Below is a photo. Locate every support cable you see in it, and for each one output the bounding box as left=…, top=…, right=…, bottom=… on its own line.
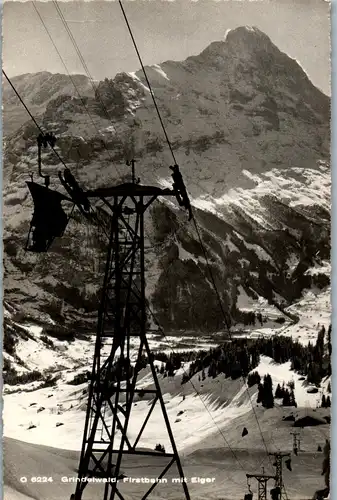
left=118, top=0, right=177, bottom=165
left=3, top=69, right=68, bottom=170
left=2, top=71, right=106, bottom=233
left=127, top=277, right=247, bottom=474
left=191, top=213, right=274, bottom=468
left=52, top=0, right=120, bottom=140
left=32, top=1, right=122, bottom=178
left=116, top=0, right=275, bottom=470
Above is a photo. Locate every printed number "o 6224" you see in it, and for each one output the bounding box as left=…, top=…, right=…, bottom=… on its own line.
left=31, top=477, right=53, bottom=483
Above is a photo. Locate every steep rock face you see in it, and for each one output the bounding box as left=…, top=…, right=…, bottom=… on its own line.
left=3, top=71, right=94, bottom=137
left=3, top=27, right=331, bottom=333
left=3, top=72, right=93, bottom=107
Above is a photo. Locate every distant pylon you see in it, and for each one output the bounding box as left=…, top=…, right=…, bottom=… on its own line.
left=290, top=431, right=300, bottom=455
left=269, top=452, right=291, bottom=500
left=246, top=473, right=276, bottom=500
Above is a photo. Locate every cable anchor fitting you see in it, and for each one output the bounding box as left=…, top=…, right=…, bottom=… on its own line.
left=170, top=164, right=192, bottom=221
left=37, top=132, right=57, bottom=188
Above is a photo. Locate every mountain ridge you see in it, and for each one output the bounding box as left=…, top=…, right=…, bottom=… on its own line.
left=3, top=26, right=331, bottom=336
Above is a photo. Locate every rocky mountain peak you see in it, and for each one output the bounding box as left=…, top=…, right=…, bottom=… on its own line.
left=189, top=26, right=280, bottom=65
left=3, top=28, right=331, bottom=332
left=196, top=26, right=273, bottom=61
left=185, top=25, right=329, bottom=122
left=225, top=25, right=276, bottom=49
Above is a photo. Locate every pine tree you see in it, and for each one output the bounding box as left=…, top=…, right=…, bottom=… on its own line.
left=247, top=371, right=261, bottom=387
left=287, top=380, right=295, bottom=391
left=289, top=389, right=297, bottom=407
left=166, top=360, right=174, bottom=377
left=321, top=325, right=326, bottom=339
left=282, top=389, right=291, bottom=407
left=239, top=349, right=249, bottom=376
left=327, top=381, right=331, bottom=393
left=263, top=374, right=274, bottom=409
left=275, top=383, right=282, bottom=398
left=257, top=383, right=264, bottom=404
left=326, top=395, right=331, bottom=408
left=307, top=362, right=322, bottom=386
left=321, top=394, right=326, bottom=408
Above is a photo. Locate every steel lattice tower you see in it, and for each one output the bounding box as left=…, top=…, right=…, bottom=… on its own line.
left=269, top=452, right=290, bottom=500
left=290, top=431, right=301, bottom=454
left=72, top=181, right=191, bottom=500
left=246, top=474, right=276, bottom=500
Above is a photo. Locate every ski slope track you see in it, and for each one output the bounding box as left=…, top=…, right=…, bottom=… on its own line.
left=2, top=26, right=331, bottom=500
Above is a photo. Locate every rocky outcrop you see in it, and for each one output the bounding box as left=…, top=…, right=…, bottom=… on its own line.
left=3, top=27, right=331, bottom=332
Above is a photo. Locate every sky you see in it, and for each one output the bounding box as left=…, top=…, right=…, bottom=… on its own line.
left=2, top=0, right=331, bottom=95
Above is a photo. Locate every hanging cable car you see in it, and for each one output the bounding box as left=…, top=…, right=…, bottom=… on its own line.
left=244, top=477, right=253, bottom=500
left=25, top=181, right=72, bottom=253
left=270, top=486, right=281, bottom=500
left=285, top=458, right=292, bottom=471
left=25, top=132, right=75, bottom=253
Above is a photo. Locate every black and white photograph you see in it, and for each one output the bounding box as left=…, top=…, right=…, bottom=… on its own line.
left=2, top=1, right=332, bottom=499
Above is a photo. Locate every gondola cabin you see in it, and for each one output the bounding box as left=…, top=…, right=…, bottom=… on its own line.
left=25, top=181, right=71, bottom=252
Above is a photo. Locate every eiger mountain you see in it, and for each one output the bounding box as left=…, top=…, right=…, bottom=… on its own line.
left=3, top=26, right=330, bottom=335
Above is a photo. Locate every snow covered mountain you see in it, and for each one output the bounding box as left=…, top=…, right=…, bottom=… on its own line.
left=2, top=26, right=331, bottom=500
left=3, top=26, right=330, bottom=337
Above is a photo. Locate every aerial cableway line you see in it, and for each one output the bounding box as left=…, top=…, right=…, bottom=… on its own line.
left=4, top=68, right=192, bottom=498
left=24, top=140, right=192, bottom=500
left=69, top=176, right=192, bottom=500
left=115, top=6, right=290, bottom=493
left=116, top=0, right=275, bottom=472
left=4, top=1, right=283, bottom=492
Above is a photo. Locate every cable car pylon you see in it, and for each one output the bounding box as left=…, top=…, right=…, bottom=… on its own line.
left=245, top=451, right=291, bottom=500
left=70, top=162, right=191, bottom=500
left=269, top=452, right=291, bottom=500
left=246, top=471, right=276, bottom=500
left=24, top=145, right=191, bottom=500
left=290, top=431, right=301, bottom=455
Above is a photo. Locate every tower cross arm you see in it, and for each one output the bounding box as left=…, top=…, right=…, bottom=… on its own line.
left=246, top=474, right=277, bottom=480
left=85, top=184, right=176, bottom=198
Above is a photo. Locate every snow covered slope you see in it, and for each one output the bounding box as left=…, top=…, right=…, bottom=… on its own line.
left=3, top=299, right=331, bottom=453
left=3, top=302, right=331, bottom=500
left=3, top=433, right=328, bottom=500
left=3, top=348, right=330, bottom=451
left=3, top=345, right=331, bottom=500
